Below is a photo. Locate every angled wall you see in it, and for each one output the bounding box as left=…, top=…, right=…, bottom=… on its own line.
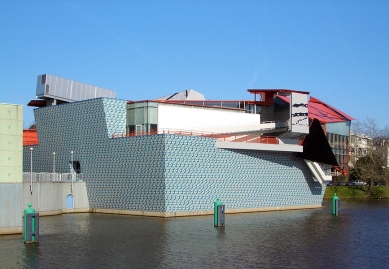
left=164, top=135, right=324, bottom=213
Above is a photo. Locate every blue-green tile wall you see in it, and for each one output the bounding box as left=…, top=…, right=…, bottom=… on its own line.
left=23, top=98, right=325, bottom=213
left=164, top=135, right=324, bottom=212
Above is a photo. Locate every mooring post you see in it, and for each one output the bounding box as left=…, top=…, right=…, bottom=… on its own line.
left=23, top=203, right=39, bottom=243
left=214, top=198, right=225, bottom=227
left=332, top=193, right=340, bottom=216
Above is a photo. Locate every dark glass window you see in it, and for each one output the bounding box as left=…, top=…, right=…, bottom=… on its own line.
left=41, top=75, right=46, bottom=84
left=70, top=161, right=81, bottom=174
left=150, top=124, right=157, bottom=131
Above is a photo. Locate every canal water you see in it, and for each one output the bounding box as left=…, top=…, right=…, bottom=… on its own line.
left=1, top=200, right=389, bottom=269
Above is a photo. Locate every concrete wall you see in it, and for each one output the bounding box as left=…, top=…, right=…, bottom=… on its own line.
left=0, top=103, right=23, bottom=234
left=0, top=183, right=23, bottom=234
left=0, top=103, right=23, bottom=183
left=23, top=182, right=89, bottom=216
left=0, top=182, right=89, bottom=235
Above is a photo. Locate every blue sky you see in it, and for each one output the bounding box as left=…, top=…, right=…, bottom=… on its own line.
left=1, top=0, right=388, bottom=128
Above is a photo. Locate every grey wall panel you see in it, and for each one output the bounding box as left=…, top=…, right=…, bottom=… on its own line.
left=0, top=183, right=23, bottom=228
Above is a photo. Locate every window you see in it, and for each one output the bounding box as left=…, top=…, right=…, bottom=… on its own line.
left=150, top=124, right=157, bottom=132
left=70, top=161, right=81, bottom=174
left=41, top=75, right=46, bottom=84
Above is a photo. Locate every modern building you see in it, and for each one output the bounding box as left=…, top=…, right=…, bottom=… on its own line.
left=349, top=131, right=372, bottom=168
left=18, top=74, right=353, bottom=219
left=275, top=96, right=354, bottom=175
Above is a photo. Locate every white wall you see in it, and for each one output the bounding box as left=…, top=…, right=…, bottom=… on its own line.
left=158, top=104, right=261, bottom=132
left=22, top=182, right=89, bottom=215
left=1, top=182, right=89, bottom=234
left=290, top=93, right=309, bottom=134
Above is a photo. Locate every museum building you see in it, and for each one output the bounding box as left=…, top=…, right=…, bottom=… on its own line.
left=21, top=74, right=353, bottom=216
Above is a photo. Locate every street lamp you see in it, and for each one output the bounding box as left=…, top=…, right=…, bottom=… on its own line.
left=30, top=147, right=33, bottom=195
left=70, top=151, right=73, bottom=193
left=53, top=152, right=56, bottom=174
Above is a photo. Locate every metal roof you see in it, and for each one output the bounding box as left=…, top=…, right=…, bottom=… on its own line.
left=277, top=95, right=354, bottom=123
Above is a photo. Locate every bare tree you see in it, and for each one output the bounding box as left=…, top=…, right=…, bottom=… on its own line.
left=28, top=121, right=36, bottom=129
left=350, top=117, right=389, bottom=191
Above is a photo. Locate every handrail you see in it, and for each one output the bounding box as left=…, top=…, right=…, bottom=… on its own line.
left=22, top=172, right=84, bottom=182
left=111, top=129, right=278, bottom=144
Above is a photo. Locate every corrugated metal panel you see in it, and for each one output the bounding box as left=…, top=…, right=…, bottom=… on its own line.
left=36, top=74, right=116, bottom=102
left=23, top=129, right=39, bottom=146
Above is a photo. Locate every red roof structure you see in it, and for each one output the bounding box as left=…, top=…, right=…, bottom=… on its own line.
left=277, top=95, right=354, bottom=123
left=248, top=89, right=310, bottom=105
left=309, top=97, right=354, bottom=122
left=27, top=100, right=46, bottom=107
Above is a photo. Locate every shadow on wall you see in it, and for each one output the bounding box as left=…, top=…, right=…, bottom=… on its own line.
left=228, top=149, right=324, bottom=196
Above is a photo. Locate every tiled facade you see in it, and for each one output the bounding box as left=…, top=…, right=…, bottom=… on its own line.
left=23, top=98, right=325, bottom=214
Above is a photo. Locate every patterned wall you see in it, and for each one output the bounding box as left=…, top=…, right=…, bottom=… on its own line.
left=164, top=135, right=324, bottom=212
left=24, top=98, right=325, bottom=213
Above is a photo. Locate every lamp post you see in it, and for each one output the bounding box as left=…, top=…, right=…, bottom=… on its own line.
left=30, top=147, right=33, bottom=195
left=70, top=151, right=73, bottom=193
left=53, top=152, right=56, bottom=174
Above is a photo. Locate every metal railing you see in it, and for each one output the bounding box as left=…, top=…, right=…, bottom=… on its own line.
left=23, top=172, right=84, bottom=182
left=111, top=128, right=279, bottom=144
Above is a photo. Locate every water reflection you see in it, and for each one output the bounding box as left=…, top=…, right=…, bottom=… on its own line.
left=1, top=200, right=389, bottom=268
left=22, top=243, right=40, bottom=268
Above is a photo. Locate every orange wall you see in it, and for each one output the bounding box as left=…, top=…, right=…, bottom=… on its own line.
left=23, top=129, right=38, bottom=146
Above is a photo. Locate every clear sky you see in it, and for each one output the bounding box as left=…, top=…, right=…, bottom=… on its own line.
left=1, top=0, right=388, bottom=128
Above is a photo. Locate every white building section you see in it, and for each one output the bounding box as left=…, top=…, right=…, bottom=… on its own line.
left=290, top=92, right=309, bottom=134
left=304, top=160, right=332, bottom=184
left=215, top=141, right=303, bottom=152
left=157, top=103, right=261, bottom=133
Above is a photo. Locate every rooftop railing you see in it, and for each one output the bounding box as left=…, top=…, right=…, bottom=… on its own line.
left=111, top=129, right=278, bottom=144
left=23, top=172, right=84, bottom=182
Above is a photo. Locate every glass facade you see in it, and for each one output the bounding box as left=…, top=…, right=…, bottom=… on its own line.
left=274, top=97, right=289, bottom=111
left=326, top=121, right=352, bottom=172
left=126, top=102, right=158, bottom=134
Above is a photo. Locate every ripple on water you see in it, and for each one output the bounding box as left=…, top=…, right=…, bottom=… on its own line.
left=1, top=200, right=389, bottom=268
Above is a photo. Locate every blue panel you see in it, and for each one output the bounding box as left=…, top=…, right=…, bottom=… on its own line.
left=66, top=195, right=74, bottom=209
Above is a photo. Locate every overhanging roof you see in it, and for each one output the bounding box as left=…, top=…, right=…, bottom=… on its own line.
left=309, top=97, right=354, bottom=121
left=276, top=95, right=354, bottom=123
left=248, top=89, right=310, bottom=95
left=27, top=100, right=46, bottom=107
left=248, top=89, right=310, bottom=105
